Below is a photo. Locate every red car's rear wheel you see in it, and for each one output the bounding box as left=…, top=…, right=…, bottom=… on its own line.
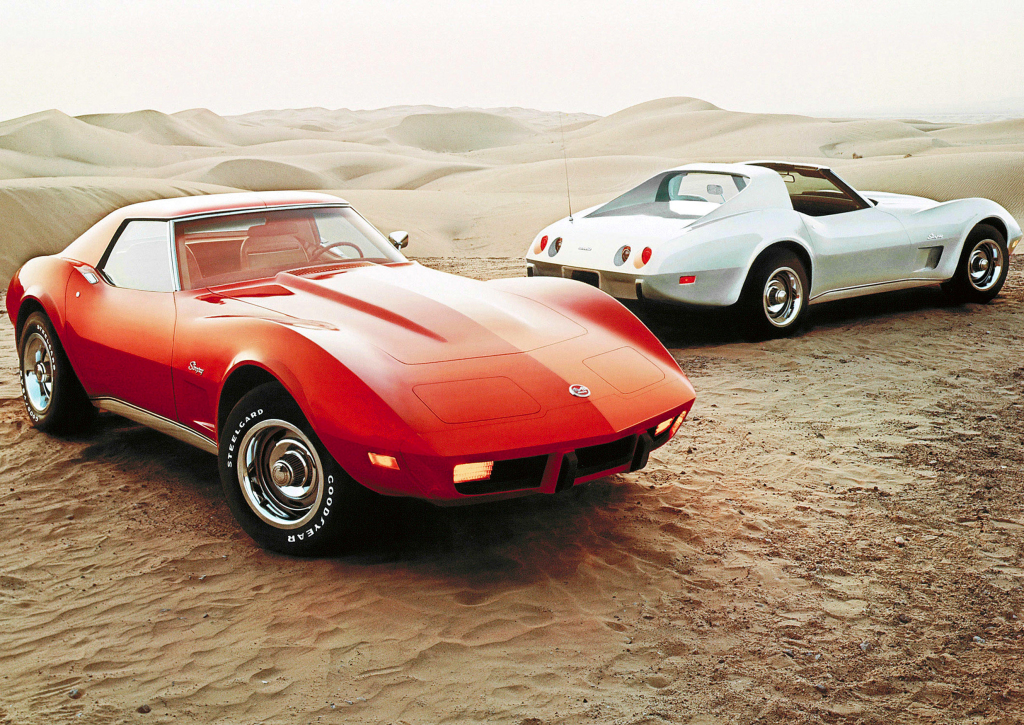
left=219, top=382, right=363, bottom=555
left=18, top=311, right=95, bottom=433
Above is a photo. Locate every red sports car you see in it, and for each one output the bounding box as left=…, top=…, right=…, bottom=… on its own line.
left=7, top=191, right=696, bottom=554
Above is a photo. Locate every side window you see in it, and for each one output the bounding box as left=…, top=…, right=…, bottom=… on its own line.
left=102, top=221, right=175, bottom=292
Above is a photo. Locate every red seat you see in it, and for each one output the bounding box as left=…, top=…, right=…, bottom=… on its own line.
left=239, top=222, right=310, bottom=270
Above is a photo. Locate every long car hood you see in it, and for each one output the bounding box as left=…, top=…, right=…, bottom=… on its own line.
left=213, top=262, right=587, bottom=364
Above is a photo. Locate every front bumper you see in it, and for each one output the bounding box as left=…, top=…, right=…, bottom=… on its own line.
left=528, top=260, right=745, bottom=307
left=399, top=397, right=694, bottom=504
left=328, top=371, right=695, bottom=504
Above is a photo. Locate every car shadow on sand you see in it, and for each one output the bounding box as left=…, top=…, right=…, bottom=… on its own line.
left=75, top=414, right=650, bottom=580
left=628, top=284, right=970, bottom=350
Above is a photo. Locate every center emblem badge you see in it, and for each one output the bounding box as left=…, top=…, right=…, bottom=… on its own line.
left=569, top=384, right=590, bottom=398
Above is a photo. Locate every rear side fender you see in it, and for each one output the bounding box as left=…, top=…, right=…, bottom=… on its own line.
left=6, top=257, right=75, bottom=347
left=655, top=209, right=812, bottom=306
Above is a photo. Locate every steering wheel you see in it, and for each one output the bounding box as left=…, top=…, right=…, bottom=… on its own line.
left=308, top=241, right=364, bottom=261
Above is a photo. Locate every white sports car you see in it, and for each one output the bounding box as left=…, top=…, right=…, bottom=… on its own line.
left=526, top=161, right=1022, bottom=337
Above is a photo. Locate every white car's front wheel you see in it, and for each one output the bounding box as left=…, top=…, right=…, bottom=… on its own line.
left=739, top=249, right=809, bottom=339
left=943, top=224, right=1008, bottom=304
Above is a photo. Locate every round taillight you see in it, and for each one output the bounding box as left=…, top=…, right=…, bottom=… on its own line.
left=551, top=237, right=562, bottom=255
left=641, top=247, right=652, bottom=265
left=620, top=246, right=631, bottom=264
left=539, top=235, right=549, bottom=252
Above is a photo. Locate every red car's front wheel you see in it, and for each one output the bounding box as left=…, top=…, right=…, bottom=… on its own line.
left=219, top=382, right=363, bottom=555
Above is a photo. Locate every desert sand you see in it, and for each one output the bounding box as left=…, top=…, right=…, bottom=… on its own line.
left=1, top=100, right=1023, bottom=724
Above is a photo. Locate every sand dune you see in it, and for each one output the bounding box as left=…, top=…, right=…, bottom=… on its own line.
left=840, top=151, right=1024, bottom=222
left=0, top=177, right=237, bottom=280
left=78, top=109, right=231, bottom=147
left=0, top=110, right=185, bottom=169
left=0, top=96, right=1022, bottom=280
left=387, top=110, right=538, bottom=152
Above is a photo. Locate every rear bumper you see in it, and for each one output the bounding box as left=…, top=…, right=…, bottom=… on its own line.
left=528, top=260, right=745, bottom=307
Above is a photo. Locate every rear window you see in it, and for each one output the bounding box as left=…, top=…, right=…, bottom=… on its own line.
left=174, top=206, right=405, bottom=290
left=588, top=171, right=748, bottom=219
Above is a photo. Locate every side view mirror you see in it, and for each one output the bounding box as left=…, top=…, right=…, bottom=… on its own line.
left=389, top=231, right=409, bottom=250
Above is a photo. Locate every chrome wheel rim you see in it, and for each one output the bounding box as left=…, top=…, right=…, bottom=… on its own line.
left=237, top=419, right=323, bottom=529
left=762, top=267, right=803, bottom=328
left=21, top=332, right=54, bottom=415
left=967, top=239, right=1002, bottom=292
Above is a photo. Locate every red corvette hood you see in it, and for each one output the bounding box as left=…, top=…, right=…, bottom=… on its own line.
left=214, top=263, right=587, bottom=364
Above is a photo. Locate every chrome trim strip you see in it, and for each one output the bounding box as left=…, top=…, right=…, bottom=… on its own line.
left=809, top=278, right=938, bottom=304
left=166, top=220, right=181, bottom=292
left=91, top=397, right=218, bottom=455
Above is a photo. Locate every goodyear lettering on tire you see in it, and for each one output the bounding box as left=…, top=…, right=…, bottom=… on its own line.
left=288, top=480, right=333, bottom=543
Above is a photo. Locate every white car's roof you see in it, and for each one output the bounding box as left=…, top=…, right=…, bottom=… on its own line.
left=660, top=160, right=833, bottom=174
left=742, top=160, right=833, bottom=171
left=656, top=163, right=793, bottom=218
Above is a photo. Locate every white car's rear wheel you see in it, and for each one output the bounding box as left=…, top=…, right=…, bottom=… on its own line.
left=739, top=249, right=809, bottom=339
left=762, top=267, right=804, bottom=328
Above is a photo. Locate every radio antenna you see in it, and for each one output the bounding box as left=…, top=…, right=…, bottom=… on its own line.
left=558, top=111, right=574, bottom=222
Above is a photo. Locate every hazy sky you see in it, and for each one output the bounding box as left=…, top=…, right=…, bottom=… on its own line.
left=1, top=0, right=1021, bottom=120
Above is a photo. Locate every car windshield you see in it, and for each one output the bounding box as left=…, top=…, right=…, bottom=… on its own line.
left=751, top=163, right=869, bottom=217
left=174, top=206, right=405, bottom=290
left=587, top=171, right=748, bottom=219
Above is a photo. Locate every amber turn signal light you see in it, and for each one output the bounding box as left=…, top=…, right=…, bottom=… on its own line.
left=669, top=410, right=687, bottom=438
left=368, top=452, right=400, bottom=470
